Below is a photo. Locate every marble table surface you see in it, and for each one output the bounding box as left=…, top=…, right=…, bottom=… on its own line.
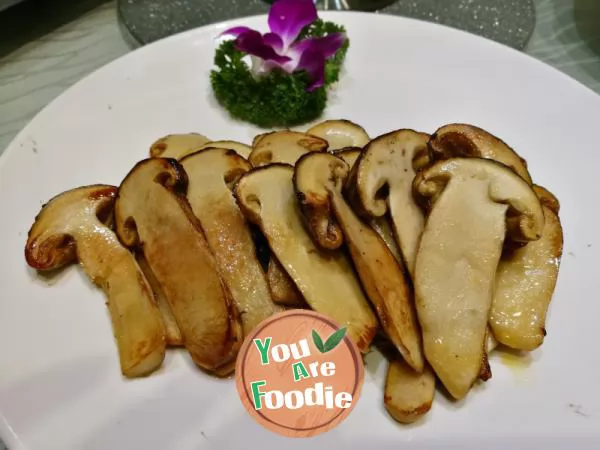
left=0, top=0, right=599, bottom=446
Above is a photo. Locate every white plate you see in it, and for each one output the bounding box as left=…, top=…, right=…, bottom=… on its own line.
left=1, top=11, right=599, bottom=450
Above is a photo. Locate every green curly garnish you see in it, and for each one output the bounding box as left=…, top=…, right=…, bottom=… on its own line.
left=210, top=20, right=348, bottom=128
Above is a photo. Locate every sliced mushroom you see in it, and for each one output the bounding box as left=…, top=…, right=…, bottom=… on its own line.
left=135, top=252, right=183, bottom=346
left=193, top=141, right=251, bottom=159
left=267, top=258, right=307, bottom=308
left=114, top=158, right=242, bottom=372
left=307, top=119, right=370, bottom=151
left=25, top=185, right=166, bottom=377
left=180, top=148, right=281, bottom=335
left=235, top=164, right=377, bottom=352
left=335, top=147, right=403, bottom=262
left=428, top=124, right=533, bottom=184
left=149, top=133, right=211, bottom=159
left=384, top=360, right=436, bottom=424
left=294, top=152, right=423, bottom=372
left=490, top=198, right=563, bottom=350
left=248, top=131, right=328, bottom=167
left=413, top=158, right=544, bottom=399
left=346, top=130, right=430, bottom=276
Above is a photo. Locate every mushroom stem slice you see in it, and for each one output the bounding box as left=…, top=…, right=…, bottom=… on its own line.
left=149, top=133, right=211, bottom=159
left=25, top=185, right=166, bottom=377
left=295, top=152, right=424, bottom=372
left=490, top=203, right=563, bottom=350
left=114, top=158, right=242, bottom=371
left=307, top=119, right=370, bottom=151
left=181, top=148, right=281, bottom=336
left=384, top=360, right=436, bottom=424
left=249, top=131, right=328, bottom=167
left=428, top=124, right=533, bottom=184
left=413, top=158, right=544, bottom=399
left=346, top=129, right=430, bottom=276
left=235, top=164, right=377, bottom=352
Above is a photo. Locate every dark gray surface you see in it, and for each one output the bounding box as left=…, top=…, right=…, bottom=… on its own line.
left=118, top=0, right=535, bottom=50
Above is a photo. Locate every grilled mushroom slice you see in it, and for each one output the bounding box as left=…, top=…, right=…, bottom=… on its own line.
left=428, top=124, right=532, bottom=183
left=346, top=130, right=430, bottom=275
left=25, top=185, right=166, bottom=377
left=294, top=152, right=423, bottom=372
left=180, top=148, right=281, bottom=335
left=336, top=147, right=403, bottom=262
left=235, top=164, right=377, bottom=352
left=384, top=361, right=436, bottom=424
left=248, top=131, right=328, bottom=167
left=149, top=133, right=211, bottom=159
left=413, top=158, right=544, bottom=399
left=307, top=119, right=370, bottom=151
left=114, top=158, right=242, bottom=372
left=490, top=187, right=563, bottom=350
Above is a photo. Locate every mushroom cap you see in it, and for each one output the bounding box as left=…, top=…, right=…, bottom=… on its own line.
left=235, top=164, right=295, bottom=225
left=188, top=140, right=252, bottom=160
left=248, top=130, right=328, bottom=167
left=25, top=185, right=117, bottom=270
left=349, top=129, right=429, bottom=218
left=307, top=119, right=370, bottom=151
left=414, top=157, right=544, bottom=242
left=149, top=133, right=211, bottom=159
left=181, top=147, right=251, bottom=190
left=115, top=158, right=189, bottom=247
left=294, top=152, right=349, bottom=250
left=428, top=124, right=532, bottom=183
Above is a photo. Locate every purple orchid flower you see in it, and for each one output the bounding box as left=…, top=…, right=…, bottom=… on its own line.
left=221, top=0, right=346, bottom=91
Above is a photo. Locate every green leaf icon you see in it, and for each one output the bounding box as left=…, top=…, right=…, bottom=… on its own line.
left=323, top=327, right=347, bottom=353
left=312, top=329, right=325, bottom=352
left=312, top=327, right=347, bottom=353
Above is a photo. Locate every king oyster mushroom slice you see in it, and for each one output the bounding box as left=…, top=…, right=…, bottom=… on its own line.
left=413, top=158, right=544, bottom=399
left=294, top=152, right=424, bottom=372
left=346, top=130, right=430, bottom=276
left=307, top=119, right=370, bottom=151
left=428, top=124, right=533, bottom=184
left=235, top=164, right=377, bottom=352
left=149, top=133, right=211, bottom=159
left=337, top=147, right=403, bottom=262
left=249, top=131, right=320, bottom=307
left=384, top=360, right=436, bottom=424
left=115, top=158, right=242, bottom=373
left=25, top=185, right=166, bottom=377
left=180, top=148, right=281, bottom=335
left=490, top=185, right=563, bottom=350
left=248, top=130, right=328, bottom=167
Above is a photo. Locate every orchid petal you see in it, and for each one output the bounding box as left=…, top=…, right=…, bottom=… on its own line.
left=234, top=30, right=291, bottom=65
left=220, top=26, right=252, bottom=38
left=292, top=32, right=346, bottom=59
left=268, top=0, right=317, bottom=50
left=263, top=32, right=284, bottom=53
left=295, top=47, right=326, bottom=92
